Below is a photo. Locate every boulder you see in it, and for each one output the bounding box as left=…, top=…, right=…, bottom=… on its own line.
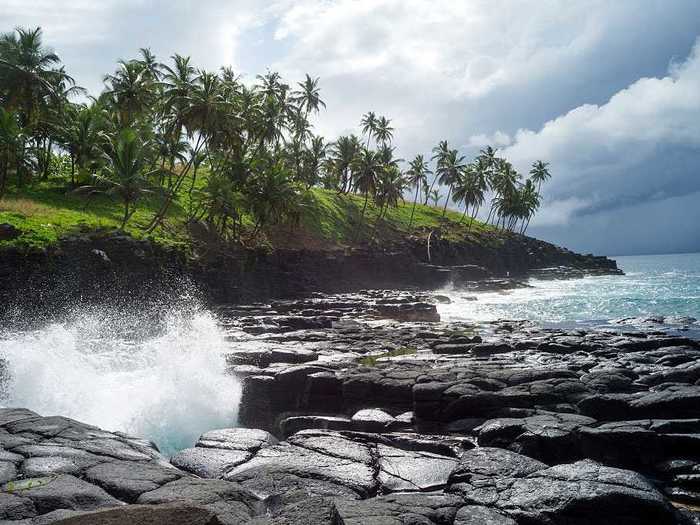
left=170, top=448, right=251, bottom=479
left=196, top=428, right=277, bottom=452
left=350, top=408, right=396, bottom=433
left=334, top=492, right=463, bottom=525
left=3, top=475, right=123, bottom=515
left=84, top=460, right=182, bottom=503
left=47, top=503, right=223, bottom=525
left=136, top=478, right=261, bottom=525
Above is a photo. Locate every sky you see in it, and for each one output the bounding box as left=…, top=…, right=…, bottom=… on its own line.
left=3, top=0, right=700, bottom=256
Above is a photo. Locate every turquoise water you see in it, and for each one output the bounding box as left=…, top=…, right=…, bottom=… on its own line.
left=438, top=252, right=700, bottom=327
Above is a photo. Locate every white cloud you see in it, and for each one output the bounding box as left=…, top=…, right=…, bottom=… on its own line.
left=501, top=38, right=700, bottom=212
left=468, top=131, right=512, bottom=149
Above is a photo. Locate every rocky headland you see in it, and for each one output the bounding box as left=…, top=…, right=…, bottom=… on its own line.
left=0, top=290, right=699, bottom=524
left=0, top=228, right=619, bottom=325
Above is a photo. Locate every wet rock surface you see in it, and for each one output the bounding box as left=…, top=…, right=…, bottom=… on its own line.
left=1, top=289, right=698, bottom=523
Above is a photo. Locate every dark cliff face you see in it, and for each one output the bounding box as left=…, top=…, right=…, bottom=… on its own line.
left=0, top=230, right=619, bottom=324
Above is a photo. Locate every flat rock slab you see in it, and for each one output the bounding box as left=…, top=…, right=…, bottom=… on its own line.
left=84, top=461, right=183, bottom=503
left=136, top=478, right=261, bottom=525
left=196, top=429, right=277, bottom=452
left=3, top=475, right=123, bottom=515
left=171, top=448, right=252, bottom=479
left=47, top=503, right=223, bottom=525
left=447, top=448, right=682, bottom=524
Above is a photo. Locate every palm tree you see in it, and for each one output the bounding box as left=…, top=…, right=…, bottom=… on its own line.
left=300, top=135, right=327, bottom=188
left=61, top=102, right=105, bottom=185
left=374, top=116, right=393, bottom=146
left=103, top=60, right=155, bottom=126
left=146, top=70, right=223, bottom=232
left=468, top=157, right=489, bottom=227
left=529, top=160, right=551, bottom=193
left=0, top=107, right=28, bottom=197
left=360, top=111, right=377, bottom=148
left=138, top=48, right=161, bottom=81
left=78, top=128, right=156, bottom=229
left=425, top=140, right=449, bottom=204
left=375, top=165, right=405, bottom=219
left=351, top=148, right=381, bottom=221
left=405, top=154, right=431, bottom=228
left=487, top=158, right=520, bottom=227
left=329, top=134, right=360, bottom=193
left=519, top=179, right=541, bottom=234
left=292, top=74, right=326, bottom=118
left=435, top=148, right=467, bottom=217
left=247, top=162, right=306, bottom=234
left=256, top=70, right=288, bottom=105
left=0, top=27, right=65, bottom=128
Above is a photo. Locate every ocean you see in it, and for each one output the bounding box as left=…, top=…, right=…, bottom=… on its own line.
left=438, top=252, right=700, bottom=333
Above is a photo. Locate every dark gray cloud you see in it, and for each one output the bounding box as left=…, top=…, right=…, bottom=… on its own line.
left=2, top=0, right=699, bottom=255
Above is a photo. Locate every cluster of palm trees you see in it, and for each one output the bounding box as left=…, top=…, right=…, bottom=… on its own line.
left=406, top=144, right=550, bottom=234
left=0, top=26, right=551, bottom=239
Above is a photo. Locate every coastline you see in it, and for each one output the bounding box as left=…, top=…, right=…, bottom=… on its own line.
left=0, top=228, right=620, bottom=326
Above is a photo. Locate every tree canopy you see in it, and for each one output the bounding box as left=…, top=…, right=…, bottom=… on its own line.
left=0, top=26, right=552, bottom=239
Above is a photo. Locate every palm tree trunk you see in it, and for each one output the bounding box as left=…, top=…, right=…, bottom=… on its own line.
left=146, top=136, right=203, bottom=233
left=0, top=162, right=7, bottom=200
left=486, top=204, right=495, bottom=225
left=408, top=184, right=419, bottom=228
left=42, top=139, right=52, bottom=180
left=361, top=191, right=369, bottom=218
left=426, top=174, right=438, bottom=205
left=469, top=205, right=479, bottom=231
left=442, top=186, right=452, bottom=217
left=121, top=201, right=130, bottom=229
left=460, top=203, right=469, bottom=223
left=188, top=162, right=199, bottom=197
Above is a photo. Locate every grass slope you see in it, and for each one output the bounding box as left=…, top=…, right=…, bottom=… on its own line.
left=0, top=175, right=500, bottom=252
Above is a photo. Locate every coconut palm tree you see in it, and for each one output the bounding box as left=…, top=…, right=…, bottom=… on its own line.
left=77, top=128, right=157, bottom=229
left=0, top=107, right=29, bottom=197
left=103, top=60, right=156, bottom=126
left=329, top=134, right=361, bottom=193
left=435, top=148, right=467, bottom=217
left=374, top=116, right=394, bottom=146
left=247, top=162, right=303, bottom=234
left=425, top=140, right=449, bottom=204
left=405, top=154, right=431, bottom=228
left=529, top=160, right=551, bottom=193
left=0, top=26, right=66, bottom=128
left=519, top=179, right=541, bottom=234
left=61, top=102, right=105, bottom=185
left=138, top=48, right=161, bottom=81
left=300, top=135, right=327, bottom=188
left=360, top=111, right=377, bottom=148
left=351, top=148, right=381, bottom=221
left=487, top=158, right=521, bottom=227
left=292, top=74, right=326, bottom=118
left=375, top=165, right=405, bottom=219
left=159, top=54, right=198, bottom=138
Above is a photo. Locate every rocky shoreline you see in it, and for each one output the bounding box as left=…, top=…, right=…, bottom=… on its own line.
left=0, top=290, right=699, bottom=523
left=0, top=229, right=620, bottom=324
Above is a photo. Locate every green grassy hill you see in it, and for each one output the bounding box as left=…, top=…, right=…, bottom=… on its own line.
left=0, top=174, right=499, bottom=253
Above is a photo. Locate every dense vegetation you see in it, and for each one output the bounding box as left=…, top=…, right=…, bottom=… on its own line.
left=0, top=27, right=552, bottom=250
